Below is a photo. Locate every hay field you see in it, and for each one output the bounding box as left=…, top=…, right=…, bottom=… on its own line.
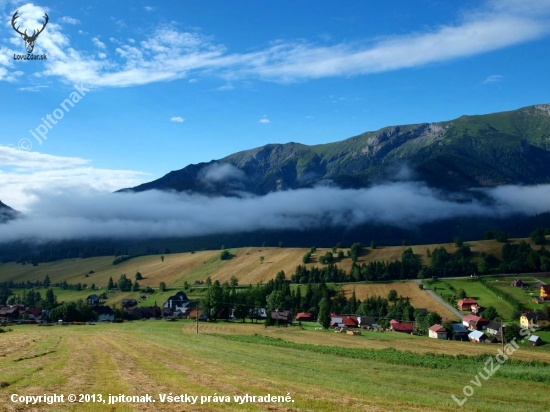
left=0, top=321, right=547, bottom=411
left=340, top=281, right=458, bottom=320
left=0, top=238, right=535, bottom=289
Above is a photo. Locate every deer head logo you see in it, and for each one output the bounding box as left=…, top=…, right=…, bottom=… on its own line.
left=11, top=10, right=49, bottom=54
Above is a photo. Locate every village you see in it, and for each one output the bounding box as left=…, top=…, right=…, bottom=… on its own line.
left=1, top=279, right=549, bottom=349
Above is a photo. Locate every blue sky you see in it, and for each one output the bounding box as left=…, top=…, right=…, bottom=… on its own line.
left=1, top=0, right=550, bottom=210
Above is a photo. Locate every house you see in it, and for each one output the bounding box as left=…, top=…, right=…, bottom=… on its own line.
left=512, top=278, right=524, bottom=288
left=529, top=335, right=542, bottom=346
left=458, top=298, right=478, bottom=311
left=163, top=291, right=189, bottom=311
left=131, top=306, right=161, bottom=319
left=540, top=285, right=550, bottom=300
left=330, top=314, right=358, bottom=328
left=451, top=323, right=469, bottom=341
left=26, top=308, right=42, bottom=320
left=295, top=312, right=314, bottom=322
left=486, top=321, right=503, bottom=335
left=428, top=324, right=447, bottom=339
left=468, top=330, right=488, bottom=343
left=486, top=335, right=502, bottom=344
left=0, top=306, right=19, bottom=321
left=92, top=305, right=115, bottom=321
left=462, top=314, right=489, bottom=331
left=389, top=320, right=414, bottom=333
left=86, top=294, right=99, bottom=306
left=520, top=311, right=550, bottom=328
left=248, top=308, right=268, bottom=319
left=270, top=310, right=292, bottom=324
left=357, top=316, right=375, bottom=327
left=470, top=304, right=483, bottom=315
left=121, top=299, right=138, bottom=311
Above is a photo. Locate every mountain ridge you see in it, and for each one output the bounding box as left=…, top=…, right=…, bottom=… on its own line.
left=125, top=103, right=550, bottom=194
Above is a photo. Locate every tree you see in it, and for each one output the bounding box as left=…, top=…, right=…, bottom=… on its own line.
left=504, top=323, right=522, bottom=341
left=132, top=281, right=140, bottom=292
left=266, top=291, right=284, bottom=310
left=260, top=256, right=265, bottom=264
left=44, top=289, right=57, bottom=310
left=279, top=241, right=284, bottom=248
left=135, top=271, right=143, bottom=281
left=370, top=241, right=377, bottom=249
left=117, top=274, right=132, bottom=292
left=107, top=277, right=114, bottom=291
left=43, top=275, right=50, bottom=288
left=457, top=289, right=467, bottom=299
left=387, top=289, right=398, bottom=303
left=531, top=228, right=547, bottom=245
left=230, top=276, right=239, bottom=287
left=454, top=237, right=464, bottom=248
left=161, top=255, right=165, bottom=262
left=418, top=283, right=424, bottom=290
left=159, top=282, right=166, bottom=292
left=426, top=249, right=431, bottom=258
left=318, top=298, right=330, bottom=329
left=220, top=250, right=231, bottom=260
left=483, top=306, right=499, bottom=321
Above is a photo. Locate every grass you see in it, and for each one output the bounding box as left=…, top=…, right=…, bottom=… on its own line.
left=441, top=279, right=516, bottom=321
left=340, top=281, right=458, bottom=320
left=485, top=276, right=545, bottom=311
left=0, top=321, right=547, bottom=411
left=1, top=237, right=541, bottom=290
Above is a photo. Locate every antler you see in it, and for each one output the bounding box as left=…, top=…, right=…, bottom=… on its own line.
left=11, top=11, right=49, bottom=39
left=11, top=10, right=26, bottom=37
left=33, top=13, right=49, bottom=38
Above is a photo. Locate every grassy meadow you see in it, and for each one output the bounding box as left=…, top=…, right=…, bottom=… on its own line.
left=1, top=237, right=537, bottom=290
left=0, top=320, right=549, bottom=411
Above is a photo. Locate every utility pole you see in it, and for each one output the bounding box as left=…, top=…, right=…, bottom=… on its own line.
left=196, top=300, right=199, bottom=334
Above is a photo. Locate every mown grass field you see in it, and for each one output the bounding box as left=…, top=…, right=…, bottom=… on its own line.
left=1, top=238, right=539, bottom=291
left=340, top=281, right=458, bottom=320
left=0, top=321, right=548, bottom=411
left=427, top=278, right=516, bottom=321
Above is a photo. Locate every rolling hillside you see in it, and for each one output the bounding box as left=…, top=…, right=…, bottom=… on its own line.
left=0, top=237, right=543, bottom=288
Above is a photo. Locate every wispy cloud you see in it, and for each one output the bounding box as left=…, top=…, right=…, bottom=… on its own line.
left=259, top=115, right=270, bottom=124
left=1, top=2, right=549, bottom=87
left=0, top=146, right=147, bottom=211
left=483, top=74, right=503, bottom=83
left=144, top=6, right=155, bottom=12
left=59, top=16, right=80, bottom=25
left=170, top=116, right=184, bottom=122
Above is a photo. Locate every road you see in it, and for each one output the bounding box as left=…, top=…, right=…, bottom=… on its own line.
left=415, top=272, right=550, bottom=320
left=413, top=279, right=464, bottom=319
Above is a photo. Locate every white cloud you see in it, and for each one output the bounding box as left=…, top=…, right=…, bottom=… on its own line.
left=2, top=182, right=550, bottom=243
left=188, top=78, right=198, bottom=83
left=217, top=83, right=234, bottom=91
left=483, top=74, right=503, bottom=83
left=144, top=6, right=155, bottom=12
left=92, top=37, right=106, bottom=49
left=259, top=118, right=270, bottom=124
left=1, top=2, right=549, bottom=87
left=17, top=85, right=48, bottom=92
left=59, top=16, right=80, bottom=25
left=170, top=116, right=184, bottom=122
left=0, top=145, right=147, bottom=212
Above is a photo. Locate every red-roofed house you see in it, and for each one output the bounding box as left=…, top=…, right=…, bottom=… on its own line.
left=458, top=298, right=478, bottom=311
left=390, top=321, right=414, bottom=333
left=295, top=312, right=314, bottom=322
left=330, top=314, right=358, bottom=328
left=428, top=324, right=447, bottom=339
left=26, top=308, right=42, bottom=320
left=462, top=314, right=489, bottom=331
